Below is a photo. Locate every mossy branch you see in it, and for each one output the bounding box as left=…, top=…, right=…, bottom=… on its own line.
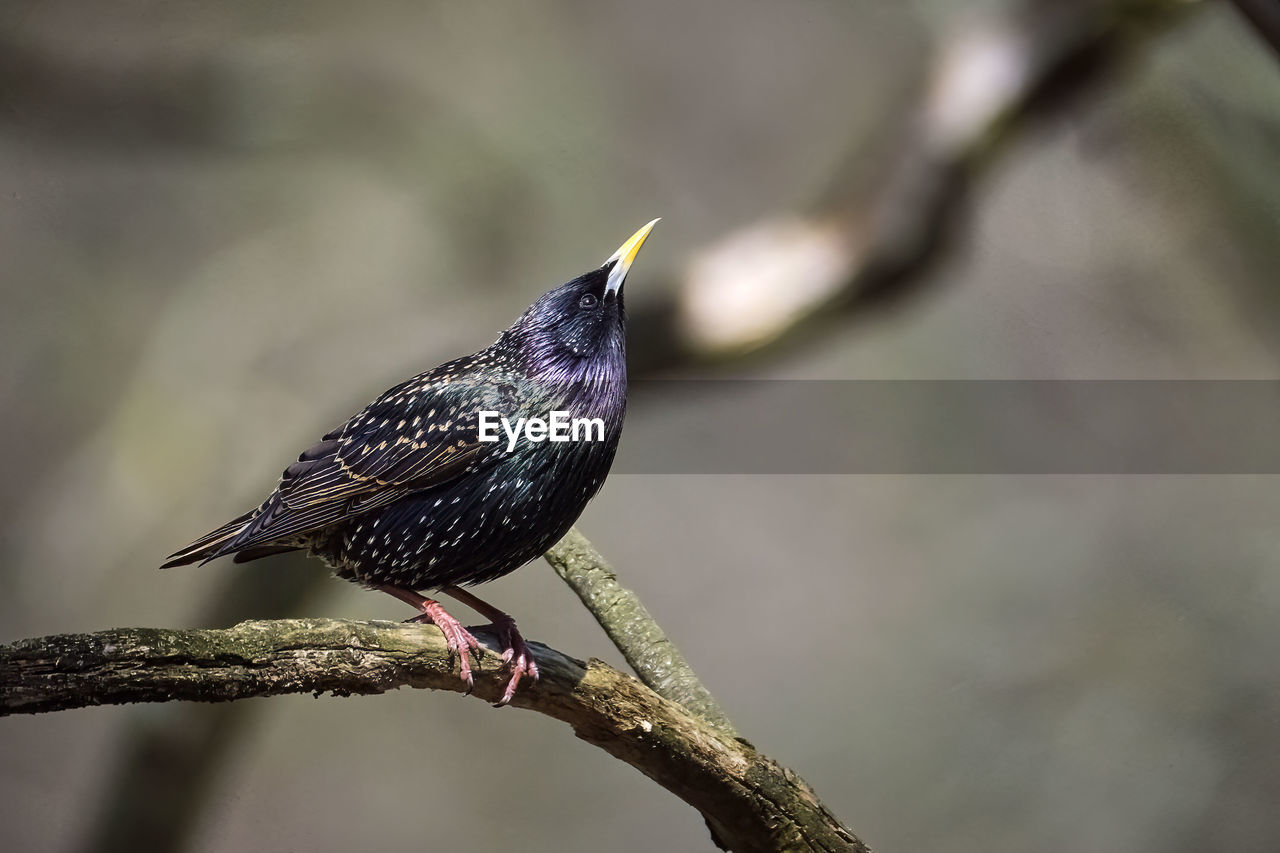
left=545, top=528, right=738, bottom=737
left=0, top=618, right=866, bottom=853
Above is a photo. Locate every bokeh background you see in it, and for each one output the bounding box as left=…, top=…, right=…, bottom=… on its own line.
left=3, top=1, right=1279, bottom=851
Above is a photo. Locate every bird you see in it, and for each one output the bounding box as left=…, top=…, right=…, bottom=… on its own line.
left=163, top=219, right=659, bottom=705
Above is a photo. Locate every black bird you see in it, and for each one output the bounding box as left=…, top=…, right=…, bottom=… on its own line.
left=163, top=220, right=658, bottom=704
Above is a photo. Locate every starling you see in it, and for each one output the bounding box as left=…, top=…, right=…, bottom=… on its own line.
left=163, top=219, right=659, bottom=705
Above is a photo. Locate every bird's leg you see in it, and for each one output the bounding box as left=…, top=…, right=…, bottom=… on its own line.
left=374, top=584, right=483, bottom=690
left=442, top=585, right=539, bottom=706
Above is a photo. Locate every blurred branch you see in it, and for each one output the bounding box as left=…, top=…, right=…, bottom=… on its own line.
left=627, top=0, right=1198, bottom=372
left=545, top=528, right=738, bottom=737
left=1, top=619, right=866, bottom=853
left=1230, top=0, right=1280, bottom=59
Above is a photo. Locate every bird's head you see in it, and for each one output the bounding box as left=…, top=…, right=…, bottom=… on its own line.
left=501, top=219, right=658, bottom=381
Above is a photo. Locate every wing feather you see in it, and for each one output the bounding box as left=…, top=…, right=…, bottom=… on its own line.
left=214, top=369, right=524, bottom=555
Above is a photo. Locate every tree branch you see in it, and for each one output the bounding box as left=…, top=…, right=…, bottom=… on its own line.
left=1, top=619, right=866, bottom=853
left=544, top=528, right=738, bottom=737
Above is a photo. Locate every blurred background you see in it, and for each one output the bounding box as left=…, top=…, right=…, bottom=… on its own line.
left=2, top=1, right=1279, bottom=851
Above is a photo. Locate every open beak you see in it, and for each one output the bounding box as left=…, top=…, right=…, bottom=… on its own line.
left=604, top=218, right=660, bottom=297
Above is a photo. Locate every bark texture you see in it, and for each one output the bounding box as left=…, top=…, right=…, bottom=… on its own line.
left=545, top=528, right=738, bottom=737
left=1, top=618, right=867, bottom=853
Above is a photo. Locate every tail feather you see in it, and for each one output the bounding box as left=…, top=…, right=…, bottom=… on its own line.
left=160, top=510, right=256, bottom=569
left=232, top=544, right=304, bottom=563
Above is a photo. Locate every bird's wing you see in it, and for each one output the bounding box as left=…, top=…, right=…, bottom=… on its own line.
left=218, top=371, right=526, bottom=553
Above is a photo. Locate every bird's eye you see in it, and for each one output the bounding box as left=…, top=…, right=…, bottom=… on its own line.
left=578, top=293, right=599, bottom=310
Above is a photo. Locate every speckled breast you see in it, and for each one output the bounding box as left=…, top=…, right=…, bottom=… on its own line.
left=309, top=420, right=622, bottom=590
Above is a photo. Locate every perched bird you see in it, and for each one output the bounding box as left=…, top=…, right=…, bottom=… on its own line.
left=163, top=220, right=658, bottom=705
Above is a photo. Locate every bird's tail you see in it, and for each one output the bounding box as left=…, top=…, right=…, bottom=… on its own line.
left=160, top=510, right=257, bottom=568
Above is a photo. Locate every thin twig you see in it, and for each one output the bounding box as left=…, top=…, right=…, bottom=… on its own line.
left=544, top=528, right=737, bottom=737
left=1, top=619, right=865, bottom=853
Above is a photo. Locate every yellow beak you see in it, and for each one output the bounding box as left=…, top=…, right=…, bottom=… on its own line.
left=604, top=218, right=660, bottom=295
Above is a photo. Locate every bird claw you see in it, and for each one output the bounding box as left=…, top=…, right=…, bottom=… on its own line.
left=410, top=602, right=483, bottom=690
left=490, top=616, right=539, bottom=707
left=391, top=586, right=536, bottom=705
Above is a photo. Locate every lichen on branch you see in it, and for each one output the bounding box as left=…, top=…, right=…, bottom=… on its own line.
left=0, top=618, right=865, bottom=853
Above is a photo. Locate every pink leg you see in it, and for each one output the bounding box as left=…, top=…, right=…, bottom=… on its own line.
left=442, top=585, right=539, bottom=706
left=376, top=585, right=483, bottom=690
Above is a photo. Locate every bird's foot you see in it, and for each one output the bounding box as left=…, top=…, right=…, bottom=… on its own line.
left=489, top=613, right=539, bottom=707
left=435, top=585, right=538, bottom=706
left=408, top=601, right=484, bottom=691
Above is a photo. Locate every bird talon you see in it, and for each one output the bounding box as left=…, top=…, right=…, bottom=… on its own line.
left=392, top=594, right=489, bottom=691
